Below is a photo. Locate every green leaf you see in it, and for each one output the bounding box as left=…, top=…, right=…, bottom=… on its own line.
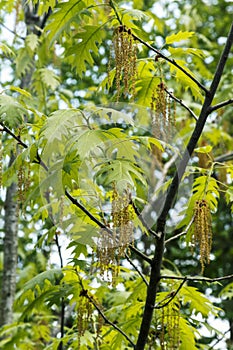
left=38, top=68, right=60, bottom=90
left=18, top=269, right=63, bottom=294
left=0, top=43, right=15, bottom=57
left=226, top=187, right=233, bottom=204
left=0, top=95, right=28, bottom=128
left=40, top=109, right=84, bottom=144
left=169, top=47, right=206, bottom=58
left=25, top=33, right=40, bottom=52
left=182, top=285, right=218, bottom=317
left=9, top=86, right=32, bottom=98
left=195, top=145, right=213, bottom=153
left=219, top=282, right=233, bottom=300
left=131, top=136, right=164, bottom=152
left=166, top=31, right=195, bottom=45
left=45, top=0, right=87, bottom=44
left=179, top=318, right=197, bottom=350
left=136, top=76, right=160, bottom=106
left=15, top=48, right=34, bottom=76
left=66, top=25, right=106, bottom=76
left=95, top=158, right=147, bottom=189
left=168, top=59, right=203, bottom=100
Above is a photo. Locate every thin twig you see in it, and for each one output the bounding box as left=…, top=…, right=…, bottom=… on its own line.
left=160, top=273, right=233, bottom=283
left=129, top=244, right=152, bottom=265
left=209, top=326, right=233, bottom=350
left=132, top=35, right=208, bottom=94
left=154, top=277, right=187, bottom=309
left=125, top=252, right=149, bottom=286
left=0, top=122, right=28, bottom=148
left=215, top=152, right=233, bottom=163
left=65, top=191, right=152, bottom=264
left=109, top=0, right=123, bottom=25
left=109, top=0, right=207, bottom=94
left=164, top=88, right=198, bottom=121
left=165, top=217, right=194, bottom=244
left=78, top=273, right=136, bottom=348
left=130, top=199, right=160, bottom=239
left=65, top=190, right=112, bottom=234
left=209, top=98, right=233, bottom=113
left=0, top=21, right=25, bottom=40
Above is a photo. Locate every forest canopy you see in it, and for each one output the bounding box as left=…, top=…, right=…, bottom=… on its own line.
left=0, top=1, right=233, bottom=349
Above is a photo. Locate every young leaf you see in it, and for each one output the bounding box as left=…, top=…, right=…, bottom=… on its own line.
left=45, top=0, right=87, bottom=44
left=0, top=95, right=28, bottom=128
left=66, top=25, right=106, bottom=76
left=166, top=31, right=195, bottom=45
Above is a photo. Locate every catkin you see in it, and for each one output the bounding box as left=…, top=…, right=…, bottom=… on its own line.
left=192, top=199, right=213, bottom=273
left=112, top=26, right=137, bottom=100
left=151, top=83, right=176, bottom=141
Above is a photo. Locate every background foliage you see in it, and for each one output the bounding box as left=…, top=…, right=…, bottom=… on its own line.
left=0, top=0, right=233, bottom=349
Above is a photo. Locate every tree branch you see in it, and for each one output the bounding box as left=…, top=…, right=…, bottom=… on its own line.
left=125, top=253, right=149, bottom=287
left=209, top=98, right=233, bottom=113
left=154, top=277, right=187, bottom=309
left=0, top=122, right=28, bottom=148
left=215, top=152, right=233, bottom=163
left=164, top=88, right=198, bottom=121
left=130, top=198, right=160, bottom=239
left=165, top=217, right=194, bottom=245
left=129, top=244, right=152, bottom=265
left=132, top=34, right=208, bottom=94
left=0, top=21, right=25, bottom=40
left=65, top=190, right=112, bottom=234
left=208, top=326, right=233, bottom=350
left=78, top=273, right=136, bottom=348
left=109, top=0, right=207, bottom=94
left=135, top=21, right=233, bottom=350
left=159, top=273, right=233, bottom=283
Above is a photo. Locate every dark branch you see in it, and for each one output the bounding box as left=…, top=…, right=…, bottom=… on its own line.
left=209, top=326, right=233, bottom=350
left=154, top=278, right=187, bottom=309
left=131, top=34, right=208, bottom=94
left=65, top=190, right=152, bottom=264
left=129, top=244, right=152, bottom=265
left=164, top=88, right=198, bottom=121
left=130, top=199, right=160, bottom=239
left=0, top=123, right=28, bottom=148
left=78, top=273, right=136, bottom=348
left=165, top=217, right=194, bottom=244
left=125, top=253, right=149, bottom=286
left=65, top=190, right=112, bottom=234
left=215, top=152, right=233, bottom=163
left=209, top=98, right=233, bottom=113
left=160, top=273, right=233, bottom=283
left=0, top=21, right=25, bottom=40
left=135, top=21, right=233, bottom=350
left=109, top=0, right=207, bottom=93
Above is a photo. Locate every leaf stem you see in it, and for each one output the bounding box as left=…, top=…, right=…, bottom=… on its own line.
left=164, top=88, right=198, bottom=121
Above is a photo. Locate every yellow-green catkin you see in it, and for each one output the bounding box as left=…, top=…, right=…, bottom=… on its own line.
left=151, top=82, right=176, bottom=142
left=77, top=292, right=93, bottom=343
left=192, top=199, right=213, bottom=273
left=160, top=301, right=180, bottom=350
left=112, top=26, right=137, bottom=101
left=97, top=185, right=134, bottom=283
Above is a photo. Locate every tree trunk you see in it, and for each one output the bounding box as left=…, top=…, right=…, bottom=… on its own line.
left=0, top=163, right=18, bottom=326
